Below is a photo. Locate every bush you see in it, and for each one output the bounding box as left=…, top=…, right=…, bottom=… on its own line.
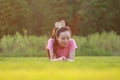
left=0, top=32, right=48, bottom=57
left=0, top=31, right=120, bottom=57
left=73, top=31, right=120, bottom=56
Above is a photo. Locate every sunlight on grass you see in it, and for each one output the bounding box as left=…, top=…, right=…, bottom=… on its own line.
left=0, top=57, right=120, bottom=80
left=0, top=68, right=120, bottom=80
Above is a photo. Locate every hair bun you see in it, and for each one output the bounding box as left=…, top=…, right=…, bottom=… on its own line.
left=55, top=20, right=65, bottom=29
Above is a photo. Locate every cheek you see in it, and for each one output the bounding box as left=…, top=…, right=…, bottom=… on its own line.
left=59, top=39, right=70, bottom=44
left=58, top=39, right=63, bottom=44
left=57, top=38, right=64, bottom=45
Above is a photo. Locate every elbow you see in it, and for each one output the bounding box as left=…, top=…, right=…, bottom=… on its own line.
left=67, top=58, right=74, bottom=62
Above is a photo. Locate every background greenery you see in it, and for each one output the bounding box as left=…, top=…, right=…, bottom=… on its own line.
left=0, top=31, right=120, bottom=57
left=0, top=0, right=120, bottom=37
left=0, top=0, right=120, bottom=57
left=0, top=1, right=119, bottom=80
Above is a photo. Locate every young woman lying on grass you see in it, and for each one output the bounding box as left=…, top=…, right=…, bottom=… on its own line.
left=46, top=20, right=77, bottom=62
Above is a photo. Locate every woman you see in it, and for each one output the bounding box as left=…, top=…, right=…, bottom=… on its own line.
left=46, top=20, right=77, bottom=61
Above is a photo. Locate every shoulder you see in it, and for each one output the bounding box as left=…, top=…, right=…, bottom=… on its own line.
left=47, top=38, right=55, bottom=45
left=46, top=38, right=54, bottom=50
left=69, top=38, right=77, bottom=49
left=69, top=39, right=76, bottom=43
left=48, top=38, right=54, bottom=43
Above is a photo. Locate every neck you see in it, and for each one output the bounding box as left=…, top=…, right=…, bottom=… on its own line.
left=59, top=45, right=65, bottom=49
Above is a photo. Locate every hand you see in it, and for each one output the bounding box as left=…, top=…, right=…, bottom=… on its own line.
left=61, top=56, right=67, bottom=61
left=50, top=56, right=66, bottom=61
left=62, top=57, right=74, bottom=62
left=55, top=56, right=65, bottom=61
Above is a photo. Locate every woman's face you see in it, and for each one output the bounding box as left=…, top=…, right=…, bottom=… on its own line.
left=57, top=31, right=71, bottom=48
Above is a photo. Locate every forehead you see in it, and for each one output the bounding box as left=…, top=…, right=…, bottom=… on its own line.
left=59, top=31, right=71, bottom=37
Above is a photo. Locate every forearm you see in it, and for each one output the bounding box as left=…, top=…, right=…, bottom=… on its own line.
left=65, top=58, right=74, bottom=62
left=50, top=56, right=74, bottom=62
left=50, top=57, right=64, bottom=61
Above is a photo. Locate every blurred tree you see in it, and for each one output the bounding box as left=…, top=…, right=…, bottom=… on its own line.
left=78, top=0, right=120, bottom=35
left=0, top=0, right=31, bottom=38
left=0, top=0, right=120, bottom=37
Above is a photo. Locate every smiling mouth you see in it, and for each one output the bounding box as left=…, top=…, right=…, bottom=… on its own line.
left=63, top=43, right=68, bottom=46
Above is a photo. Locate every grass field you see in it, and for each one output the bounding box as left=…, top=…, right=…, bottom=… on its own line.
left=0, top=57, right=120, bottom=80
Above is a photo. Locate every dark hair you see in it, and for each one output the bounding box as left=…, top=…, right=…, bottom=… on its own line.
left=51, top=26, right=72, bottom=58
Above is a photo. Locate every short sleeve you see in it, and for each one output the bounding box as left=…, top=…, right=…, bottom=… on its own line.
left=70, top=39, right=77, bottom=50
left=46, top=38, right=54, bottom=50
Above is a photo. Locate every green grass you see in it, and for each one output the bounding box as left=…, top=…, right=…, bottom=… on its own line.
left=0, top=57, right=120, bottom=80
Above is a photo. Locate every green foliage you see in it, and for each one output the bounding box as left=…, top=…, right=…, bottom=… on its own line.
left=0, top=0, right=120, bottom=37
left=0, top=0, right=32, bottom=38
left=0, top=32, right=48, bottom=57
left=77, top=0, right=120, bottom=35
left=74, top=31, right=120, bottom=56
left=0, top=31, right=120, bottom=57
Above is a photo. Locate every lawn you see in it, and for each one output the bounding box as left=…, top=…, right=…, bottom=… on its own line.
left=0, top=57, right=120, bottom=80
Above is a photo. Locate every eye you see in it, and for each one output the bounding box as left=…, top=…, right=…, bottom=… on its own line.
left=61, top=37, right=70, bottom=41
left=61, top=37, right=65, bottom=40
left=67, top=37, right=70, bottom=39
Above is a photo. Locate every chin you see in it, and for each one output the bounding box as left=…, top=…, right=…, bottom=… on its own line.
left=62, top=44, right=68, bottom=47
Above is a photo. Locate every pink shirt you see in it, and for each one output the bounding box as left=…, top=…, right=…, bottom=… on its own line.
left=46, top=38, right=77, bottom=58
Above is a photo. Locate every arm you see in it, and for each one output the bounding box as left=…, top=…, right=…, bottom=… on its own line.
left=65, top=49, right=76, bottom=62
left=65, top=39, right=77, bottom=62
left=50, top=56, right=65, bottom=61
left=49, top=49, right=64, bottom=61
left=47, top=39, right=63, bottom=61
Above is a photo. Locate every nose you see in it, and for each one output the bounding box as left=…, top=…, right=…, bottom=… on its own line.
left=64, top=39, right=68, bottom=43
